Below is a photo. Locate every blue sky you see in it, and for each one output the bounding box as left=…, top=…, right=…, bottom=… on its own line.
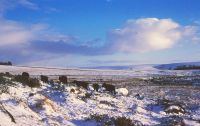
left=0, top=0, right=200, bottom=67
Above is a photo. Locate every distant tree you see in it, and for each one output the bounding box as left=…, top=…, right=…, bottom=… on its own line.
left=0, top=61, right=12, bottom=66
left=175, top=65, right=200, bottom=70
left=7, top=61, right=12, bottom=65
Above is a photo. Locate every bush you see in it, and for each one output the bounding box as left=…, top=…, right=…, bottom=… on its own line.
left=0, top=76, right=9, bottom=94
left=70, top=88, right=75, bottom=93
left=81, top=92, right=92, bottom=102
left=93, top=83, right=99, bottom=91
left=14, top=75, right=29, bottom=84
left=22, top=72, right=29, bottom=79
left=13, top=75, right=40, bottom=88
left=28, top=78, right=40, bottom=88
left=59, top=76, right=68, bottom=84
left=89, top=114, right=112, bottom=125
left=0, top=75, right=15, bottom=94
left=88, top=114, right=140, bottom=126
left=114, top=117, right=135, bottom=126
left=74, top=80, right=88, bottom=89
left=40, top=75, right=48, bottom=83
left=102, top=83, right=116, bottom=94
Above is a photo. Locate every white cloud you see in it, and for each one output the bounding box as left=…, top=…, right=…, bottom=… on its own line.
left=0, top=0, right=39, bottom=16
left=18, top=0, right=39, bottom=10
left=0, top=19, right=78, bottom=47
left=0, top=20, right=32, bottom=46
left=108, top=18, right=199, bottom=52
left=0, top=19, right=46, bottom=46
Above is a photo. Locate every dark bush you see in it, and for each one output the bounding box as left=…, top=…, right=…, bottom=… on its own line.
left=102, top=83, right=116, bottom=94
left=28, top=78, right=40, bottom=88
left=93, top=83, right=99, bottom=91
left=114, top=117, right=135, bottom=126
left=14, top=75, right=40, bottom=88
left=22, top=72, right=29, bottom=79
left=88, top=114, right=140, bottom=126
left=70, top=88, right=75, bottom=93
left=29, top=93, right=34, bottom=97
left=5, top=72, right=11, bottom=77
left=74, top=80, right=88, bottom=89
left=40, top=75, right=48, bottom=83
left=89, top=114, right=112, bottom=125
left=14, top=75, right=29, bottom=84
left=175, top=65, right=200, bottom=70
left=59, top=76, right=68, bottom=84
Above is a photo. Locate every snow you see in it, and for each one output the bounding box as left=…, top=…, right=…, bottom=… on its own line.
left=0, top=80, right=163, bottom=126
left=0, top=65, right=200, bottom=125
left=1, top=65, right=198, bottom=78
left=184, top=119, right=200, bottom=126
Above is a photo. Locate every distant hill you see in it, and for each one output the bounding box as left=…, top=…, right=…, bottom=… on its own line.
left=154, top=62, right=200, bottom=70
left=83, top=65, right=133, bottom=70
left=83, top=64, right=157, bottom=71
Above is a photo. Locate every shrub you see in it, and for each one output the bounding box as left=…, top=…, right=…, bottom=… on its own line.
left=13, top=75, right=40, bottom=88
left=102, top=83, right=116, bottom=94
left=74, top=80, right=88, bottom=89
left=114, top=117, right=135, bottom=126
left=0, top=75, right=15, bottom=94
left=93, top=83, right=99, bottom=91
left=81, top=92, right=92, bottom=102
left=89, top=114, right=112, bottom=125
left=59, top=76, right=68, bottom=84
left=99, top=101, right=115, bottom=107
left=28, top=78, right=40, bottom=88
left=70, top=88, right=75, bottom=93
left=22, top=72, right=29, bottom=79
left=40, top=75, right=48, bottom=83
left=0, top=76, right=9, bottom=94
left=5, top=72, right=11, bottom=77
left=14, top=75, right=29, bottom=84
left=88, top=114, right=140, bottom=126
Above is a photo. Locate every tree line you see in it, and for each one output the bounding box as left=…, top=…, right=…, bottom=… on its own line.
left=0, top=61, right=12, bottom=66
left=174, top=65, right=200, bottom=70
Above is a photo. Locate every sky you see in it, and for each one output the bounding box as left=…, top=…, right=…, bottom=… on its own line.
left=0, top=0, right=200, bottom=67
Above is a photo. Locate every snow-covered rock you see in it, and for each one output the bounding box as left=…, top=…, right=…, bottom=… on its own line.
left=165, top=105, right=185, bottom=114
left=116, top=88, right=129, bottom=96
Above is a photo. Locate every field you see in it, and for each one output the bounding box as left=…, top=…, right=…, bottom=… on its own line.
left=0, top=65, right=200, bottom=126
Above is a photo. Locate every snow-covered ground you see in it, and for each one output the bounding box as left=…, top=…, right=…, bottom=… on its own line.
left=0, top=65, right=200, bottom=126
left=1, top=80, right=199, bottom=126
left=0, top=65, right=200, bottom=77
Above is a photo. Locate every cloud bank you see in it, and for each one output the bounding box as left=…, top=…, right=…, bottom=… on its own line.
left=107, top=18, right=198, bottom=53
left=0, top=15, right=199, bottom=65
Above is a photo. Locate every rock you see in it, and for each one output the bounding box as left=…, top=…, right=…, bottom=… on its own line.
left=165, top=105, right=185, bottom=114
left=116, top=88, right=129, bottom=96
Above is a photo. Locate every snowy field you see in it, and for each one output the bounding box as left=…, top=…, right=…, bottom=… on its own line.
left=0, top=65, right=200, bottom=126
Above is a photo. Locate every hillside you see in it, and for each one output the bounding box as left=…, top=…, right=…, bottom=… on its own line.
left=154, top=62, right=200, bottom=70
